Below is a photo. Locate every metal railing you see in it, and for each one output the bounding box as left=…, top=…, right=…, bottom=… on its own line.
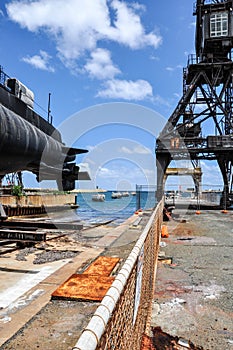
left=0, top=66, right=10, bottom=87
left=73, top=198, right=164, bottom=350
left=187, top=54, right=200, bottom=66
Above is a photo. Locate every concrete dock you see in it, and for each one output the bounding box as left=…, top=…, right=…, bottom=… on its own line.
left=152, top=208, right=233, bottom=350
left=0, top=207, right=232, bottom=349
left=0, top=210, right=149, bottom=349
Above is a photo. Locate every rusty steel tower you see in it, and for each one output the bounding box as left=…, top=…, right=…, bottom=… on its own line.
left=156, top=0, right=233, bottom=207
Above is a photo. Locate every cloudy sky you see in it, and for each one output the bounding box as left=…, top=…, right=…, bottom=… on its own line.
left=0, top=0, right=222, bottom=190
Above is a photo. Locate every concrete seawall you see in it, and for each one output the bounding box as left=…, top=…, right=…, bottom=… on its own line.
left=0, top=193, right=76, bottom=207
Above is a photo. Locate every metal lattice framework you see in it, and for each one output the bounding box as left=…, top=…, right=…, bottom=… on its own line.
left=156, top=0, right=233, bottom=207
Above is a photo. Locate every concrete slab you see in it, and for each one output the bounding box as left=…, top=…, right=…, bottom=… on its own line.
left=152, top=209, right=233, bottom=350
left=0, top=211, right=151, bottom=349
left=0, top=247, right=103, bottom=347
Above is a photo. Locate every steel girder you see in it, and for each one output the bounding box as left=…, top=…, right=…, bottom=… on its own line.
left=156, top=61, right=233, bottom=205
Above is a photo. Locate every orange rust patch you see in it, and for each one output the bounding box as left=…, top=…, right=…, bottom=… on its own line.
left=52, top=274, right=114, bottom=301
left=141, top=328, right=203, bottom=350
left=140, top=334, right=155, bottom=350
left=151, top=327, right=203, bottom=350
left=83, top=256, right=120, bottom=276
left=52, top=256, right=119, bottom=301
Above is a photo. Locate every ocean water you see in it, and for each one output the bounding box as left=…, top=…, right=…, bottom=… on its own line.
left=74, top=191, right=156, bottom=225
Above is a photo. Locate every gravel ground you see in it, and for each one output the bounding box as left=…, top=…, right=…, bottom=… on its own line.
left=15, top=245, right=80, bottom=264
left=33, top=250, right=80, bottom=264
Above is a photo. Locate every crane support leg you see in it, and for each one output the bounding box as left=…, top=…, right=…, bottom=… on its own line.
left=216, top=157, right=232, bottom=208
left=156, top=154, right=171, bottom=201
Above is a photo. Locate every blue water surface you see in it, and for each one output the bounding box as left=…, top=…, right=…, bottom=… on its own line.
left=75, top=191, right=156, bottom=225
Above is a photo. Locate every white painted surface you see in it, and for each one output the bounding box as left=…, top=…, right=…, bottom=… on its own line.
left=0, top=260, right=70, bottom=309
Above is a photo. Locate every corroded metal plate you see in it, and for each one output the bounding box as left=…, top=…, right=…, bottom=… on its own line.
left=83, top=256, right=120, bottom=276
left=51, top=274, right=114, bottom=301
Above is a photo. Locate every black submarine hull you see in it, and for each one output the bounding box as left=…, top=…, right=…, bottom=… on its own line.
left=0, top=73, right=88, bottom=191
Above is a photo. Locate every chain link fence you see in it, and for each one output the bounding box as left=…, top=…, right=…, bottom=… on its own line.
left=73, top=198, right=163, bottom=350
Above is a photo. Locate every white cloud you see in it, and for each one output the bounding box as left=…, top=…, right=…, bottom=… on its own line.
left=120, top=145, right=151, bottom=155
left=153, top=94, right=171, bottom=107
left=119, top=146, right=133, bottom=154
left=107, top=0, right=161, bottom=49
left=166, top=65, right=183, bottom=72
left=150, top=55, right=160, bottom=61
left=78, top=162, right=91, bottom=173
left=85, top=145, right=96, bottom=152
left=6, top=0, right=161, bottom=65
left=84, top=48, right=120, bottom=80
left=97, top=162, right=154, bottom=185
left=131, top=3, right=146, bottom=12
left=97, top=79, right=153, bottom=100
left=200, top=161, right=223, bottom=187
left=22, top=50, right=54, bottom=72
left=98, top=167, right=116, bottom=178
left=134, top=145, right=151, bottom=154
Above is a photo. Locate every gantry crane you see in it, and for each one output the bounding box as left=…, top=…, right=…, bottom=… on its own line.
left=156, top=0, right=233, bottom=207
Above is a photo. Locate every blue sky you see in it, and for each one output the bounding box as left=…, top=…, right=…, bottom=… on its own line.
left=0, top=0, right=223, bottom=190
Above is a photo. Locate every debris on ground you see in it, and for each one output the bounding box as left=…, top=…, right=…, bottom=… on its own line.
left=33, top=250, right=80, bottom=264
left=15, top=246, right=80, bottom=264
left=141, top=327, right=204, bottom=350
left=163, top=205, right=174, bottom=221
left=151, top=327, right=204, bottom=350
left=15, top=247, right=36, bottom=261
